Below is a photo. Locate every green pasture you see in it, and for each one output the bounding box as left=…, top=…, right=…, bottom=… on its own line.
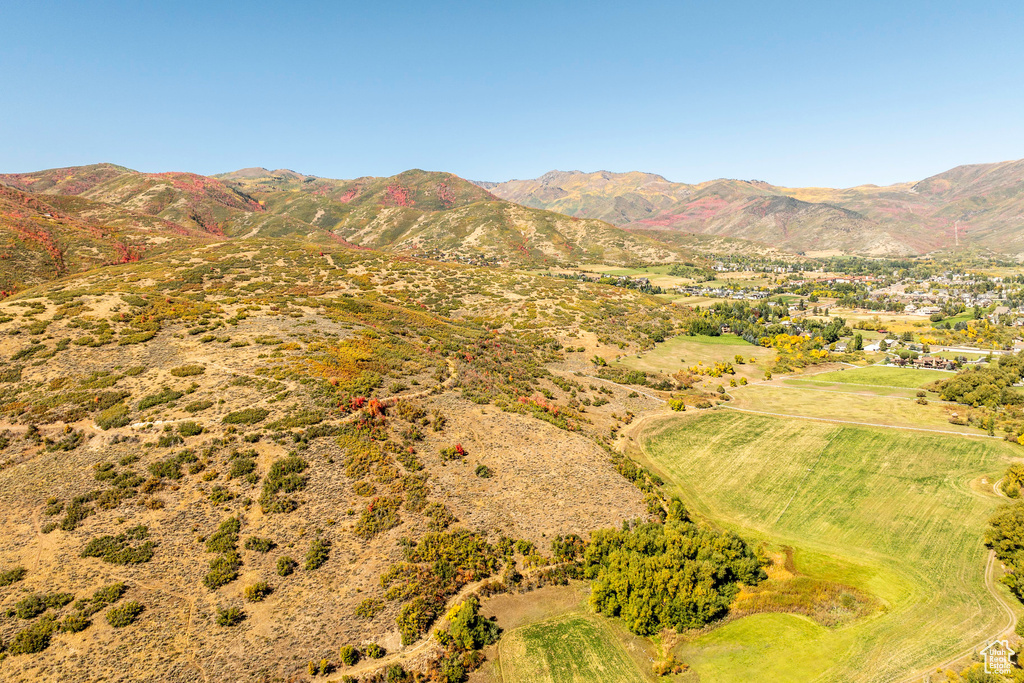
left=780, top=378, right=923, bottom=399
left=727, top=383, right=980, bottom=433
left=497, top=614, right=651, bottom=683
left=797, top=365, right=952, bottom=389
left=638, top=411, right=1019, bottom=682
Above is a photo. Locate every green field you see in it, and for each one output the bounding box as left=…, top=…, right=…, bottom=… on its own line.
left=680, top=333, right=752, bottom=346
left=798, top=365, right=952, bottom=389
left=943, top=311, right=975, bottom=325
left=498, top=614, right=651, bottom=683
left=935, top=350, right=987, bottom=361
left=678, top=614, right=836, bottom=683
left=656, top=294, right=732, bottom=307
left=638, top=411, right=1019, bottom=682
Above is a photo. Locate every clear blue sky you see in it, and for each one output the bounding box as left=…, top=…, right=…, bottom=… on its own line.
left=2, top=1, right=1022, bottom=187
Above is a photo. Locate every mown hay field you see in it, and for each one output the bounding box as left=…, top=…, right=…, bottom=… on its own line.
left=726, top=384, right=980, bottom=433
left=638, top=411, right=1020, bottom=682
left=497, top=614, right=651, bottom=683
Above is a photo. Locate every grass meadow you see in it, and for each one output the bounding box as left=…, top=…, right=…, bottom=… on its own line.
left=799, top=365, right=952, bottom=389
left=638, top=411, right=1020, bottom=682
left=726, top=384, right=980, bottom=433
left=497, top=614, right=652, bottom=683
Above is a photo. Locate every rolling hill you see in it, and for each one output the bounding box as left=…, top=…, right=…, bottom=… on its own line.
left=214, top=167, right=689, bottom=266
left=0, top=179, right=207, bottom=290
left=481, top=159, right=1024, bottom=257
left=0, top=239, right=685, bottom=681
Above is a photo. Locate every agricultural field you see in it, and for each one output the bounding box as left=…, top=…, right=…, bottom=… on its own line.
left=794, top=365, right=953, bottom=389
left=725, top=383, right=979, bottom=433
left=676, top=613, right=836, bottom=682
left=780, top=378, right=924, bottom=399
left=636, top=411, right=1021, bottom=682
left=496, top=614, right=651, bottom=683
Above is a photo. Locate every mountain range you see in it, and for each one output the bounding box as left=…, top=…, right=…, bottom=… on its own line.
left=3, top=157, right=1024, bottom=293
left=0, top=164, right=695, bottom=290
left=480, top=158, right=1024, bottom=257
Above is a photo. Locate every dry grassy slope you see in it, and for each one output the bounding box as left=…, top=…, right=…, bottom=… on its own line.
left=0, top=184, right=204, bottom=291
left=484, top=171, right=893, bottom=255
left=0, top=241, right=682, bottom=682
left=774, top=161, right=1024, bottom=254
left=218, top=168, right=498, bottom=212
left=626, top=227, right=790, bottom=258
left=483, top=160, right=1024, bottom=257
left=908, top=158, right=1024, bottom=251
left=324, top=200, right=681, bottom=266
left=0, top=164, right=132, bottom=196
left=218, top=168, right=688, bottom=266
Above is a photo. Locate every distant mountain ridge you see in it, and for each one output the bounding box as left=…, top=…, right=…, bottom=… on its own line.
left=480, top=159, right=1024, bottom=256
left=0, top=163, right=704, bottom=290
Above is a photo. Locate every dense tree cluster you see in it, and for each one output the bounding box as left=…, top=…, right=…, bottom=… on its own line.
left=431, top=596, right=499, bottom=681
left=687, top=300, right=847, bottom=348
left=1002, top=464, right=1024, bottom=498
left=436, top=595, right=499, bottom=651
left=584, top=515, right=765, bottom=635
left=987, top=498, right=1024, bottom=600
left=937, top=352, right=1024, bottom=408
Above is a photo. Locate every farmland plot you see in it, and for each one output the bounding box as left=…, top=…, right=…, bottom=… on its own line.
left=638, top=411, right=1019, bottom=682
left=498, top=614, right=651, bottom=683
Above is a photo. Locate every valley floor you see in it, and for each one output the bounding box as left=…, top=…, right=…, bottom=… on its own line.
left=481, top=345, right=1024, bottom=683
